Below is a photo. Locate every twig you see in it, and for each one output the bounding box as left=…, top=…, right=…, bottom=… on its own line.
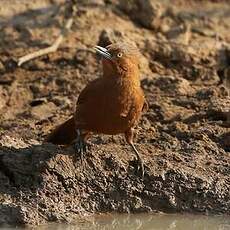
left=18, top=1, right=77, bottom=66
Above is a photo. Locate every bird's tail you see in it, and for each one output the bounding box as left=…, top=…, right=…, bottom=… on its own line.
left=45, top=116, right=76, bottom=145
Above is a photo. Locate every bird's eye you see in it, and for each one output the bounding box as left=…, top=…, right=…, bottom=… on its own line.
left=117, top=52, right=123, bottom=58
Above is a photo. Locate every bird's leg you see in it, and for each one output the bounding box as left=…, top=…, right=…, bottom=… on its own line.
left=125, top=128, right=144, bottom=177
left=74, top=129, right=89, bottom=164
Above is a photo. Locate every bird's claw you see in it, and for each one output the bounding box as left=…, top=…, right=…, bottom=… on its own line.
left=129, top=142, right=145, bottom=178
left=74, top=138, right=86, bottom=154
left=74, top=136, right=87, bottom=160
left=74, top=140, right=86, bottom=169
left=136, top=158, right=145, bottom=178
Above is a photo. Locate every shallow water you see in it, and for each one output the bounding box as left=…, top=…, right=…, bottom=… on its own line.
left=1, top=213, right=230, bottom=230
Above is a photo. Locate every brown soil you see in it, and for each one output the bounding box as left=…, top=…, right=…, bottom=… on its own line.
left=0, top=0, right=229, bottom=226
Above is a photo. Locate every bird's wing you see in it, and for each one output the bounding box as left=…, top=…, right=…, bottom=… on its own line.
left=74, top=78, right=105, bottom=129
left=77, top=78, right=102, bottom=105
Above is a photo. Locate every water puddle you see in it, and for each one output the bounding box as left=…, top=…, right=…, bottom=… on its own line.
left=1, top=213, right=230, bottom=230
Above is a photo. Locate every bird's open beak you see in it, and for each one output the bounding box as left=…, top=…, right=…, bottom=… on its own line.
left=94, top=45, right=112, bottom=60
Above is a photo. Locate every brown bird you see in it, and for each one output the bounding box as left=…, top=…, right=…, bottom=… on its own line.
left=46, top=42, right=148, bottom=175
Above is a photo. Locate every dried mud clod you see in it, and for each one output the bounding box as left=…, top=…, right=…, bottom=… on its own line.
left=118, top=0, right=165, bottom=30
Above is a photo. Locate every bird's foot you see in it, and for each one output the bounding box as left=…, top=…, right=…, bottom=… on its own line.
left=136, top=157, right=145, bottom=178
left=128, top=142, right=145, bottom=178
left=73, top=131, right=90, bottom=166
left=74, top=140, right=87, bottom=169
left=74, top=138, right=88, bottom=155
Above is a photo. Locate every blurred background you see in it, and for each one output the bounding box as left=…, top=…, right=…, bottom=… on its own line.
left=0, top=0, right=229, bottom=146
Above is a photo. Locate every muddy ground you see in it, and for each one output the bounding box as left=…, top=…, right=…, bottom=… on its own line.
left=0, top=0, right=229, bottom=226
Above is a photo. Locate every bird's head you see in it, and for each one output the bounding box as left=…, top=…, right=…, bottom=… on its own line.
left=94, top=42, right=140, bottom=77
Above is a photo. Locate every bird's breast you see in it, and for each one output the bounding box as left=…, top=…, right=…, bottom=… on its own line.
left=76, top=77, right=145, bottom=135
left=99, top=80, right=144, bottom=134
